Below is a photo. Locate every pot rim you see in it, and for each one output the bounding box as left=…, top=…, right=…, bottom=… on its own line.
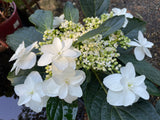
left=0, top=1, right=16, bottom=25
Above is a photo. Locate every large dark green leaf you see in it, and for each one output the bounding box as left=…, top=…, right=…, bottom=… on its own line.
left=83, top=72, right=160, bottom=120
left=118, top=50, right=160, bottom=86
left=122, top=18, right=146, bottom=40
left=145, top=80, right=160, bottom=96
left=6, top=27, right=43, bottom=51
left=29, top=10, right=53, bottom=33
left=76, top=16, right=125, bottom=44
left=156, top=100, right=160, bottom=115
left=79, top=0, right=110, bottom=17
left=47, top=97, right=78, bottom=120
left=64, top=1, right=79, bottom=23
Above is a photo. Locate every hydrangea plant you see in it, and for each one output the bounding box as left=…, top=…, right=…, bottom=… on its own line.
left=6, top=0, right=160, bottom=120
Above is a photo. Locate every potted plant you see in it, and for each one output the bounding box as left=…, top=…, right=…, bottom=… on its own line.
left=0, top=0, right=22, bottom=52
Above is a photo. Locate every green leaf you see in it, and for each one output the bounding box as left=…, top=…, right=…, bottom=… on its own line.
left=47, top=97, right=78, bottom=120
left=6, top=27, right=43, bottom=51
left=145, top=80, right=160, bottom=96
left=29, top=10, right=53, bottom=33
left=118, top=49, right=160, bottom=86
left=156, top=100, right=160, bottom=115
left=79, top=0, right=110, bottom=17
left=7, top=66, right=45, bottom=86
left=64, top=1, right=79, bottom=23
left=83, top=72, right=160, bottom=120
left=76, top=16, right=125, bottom=44
left=122, top=18, right=146, bottom=40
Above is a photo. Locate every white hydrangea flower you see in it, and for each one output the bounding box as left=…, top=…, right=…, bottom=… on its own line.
left=53, top=14, right=65, bottom=28
left=14, top=71, right=49, bottom=113
left=128, top=31, right=154, bottom=61
left=9, top=41, right=37, bottom=75
left=112, top=8, right=133, bottom=28
left=38, top=37, right=81, bottom=71
left=103, top=62, right=149, bottom=106
left=43, top=67, right=86, bottom=103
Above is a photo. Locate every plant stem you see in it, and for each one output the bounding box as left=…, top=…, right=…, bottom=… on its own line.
left=92, top=69, right=108, bottom=94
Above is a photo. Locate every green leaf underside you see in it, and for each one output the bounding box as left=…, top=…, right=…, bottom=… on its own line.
left=122, top=18, right=146, bottom=40
left=83, top=72, right=160, bottom=120
left=6, top=27, right=43, bottom=52
left=29, top=10, right=53, bottom=33
left=118, top=50, right=160, bottom=86
left=76, top=16, right=125, bottom=44
left=79, top=0, right=110, bottom=17
left=64, top=1, right=79, bottom=23
left=47, top=97, right=78, bottom=120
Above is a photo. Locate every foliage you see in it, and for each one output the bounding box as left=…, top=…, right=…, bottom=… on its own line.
left=6, top=1, right=160, bottom=120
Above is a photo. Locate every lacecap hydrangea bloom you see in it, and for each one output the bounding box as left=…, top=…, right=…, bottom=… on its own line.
left=103, top=62, right=149, bottom=106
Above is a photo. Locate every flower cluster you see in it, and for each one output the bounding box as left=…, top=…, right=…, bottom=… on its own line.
left=9, top=7, right=154, bottom=113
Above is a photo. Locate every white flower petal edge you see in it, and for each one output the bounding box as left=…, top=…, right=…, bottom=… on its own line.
left=53, top=14, right=65, bottom=28
left=112, top=8, right=133, bottom=28
left=103, top=62, right=149, bottom=106
left=14, top=71, right=48, bottom=113
left=38, top=37, right=81, bottom=71
left=128, top=31, right=154, bottom=61
left=52, top=67, right=86, bottom=103
left=9, top=41, right=37, bottom=75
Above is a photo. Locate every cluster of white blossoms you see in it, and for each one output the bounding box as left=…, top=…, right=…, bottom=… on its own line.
left=9, top=8, right=154, bottom=112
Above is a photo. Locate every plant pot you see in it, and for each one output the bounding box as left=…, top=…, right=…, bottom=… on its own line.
left=0, top=1, right=22, bottom=52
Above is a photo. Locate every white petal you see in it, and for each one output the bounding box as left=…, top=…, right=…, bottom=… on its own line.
left=134, top=47, right=145, bottom=61
left=112, top=8, right=121, bottom=14
left=53, top=37, right=63, bottom=52
left=10, top=60, right=18, bottom=72
left=122, top=18, right=128, bottom=28
left=18, top=52, right=36, bottom=69
left=103, top=74, right=123, bottom=91
left=53, top=56, right=68, bottom=71
left=107, top=90, right=136, bottom=106
left=32, top=93, right=41, bottom=102
left=38, top=54, right=53, bottom=66
left=62, top=49, right=79, bottom=58
left=14, top=84, right=29, bottom=96
left=41, top=44, right=57, bottom=55
left=43, top=78, right=60, bottom=97
left=26, top=100, right=43, bottom=113
left=9, top=42, right=25, bottom=61
left=25, top=42, right=37, bottom=54
left=120, top=62, right=135, bottom=78
left=144, top=41, right=154, bottom=48
left=143, top=47, right=152, bottom=58
left=18, top=94, right=31, bottom=106
left=133, top=75, right=145, bottom=86
left=121, top=8, right=127, bottom=14
left=125, top=13, right=133, bottom=18
left=62, top=39, right=73, bottom=51
left=132, top=86, right=149, bottom=100
left=138, top=31, right=145, bottom=42
left=128, top=41, right=140, bottom=47
left=68, top=58, right=76, bottom=69
left=69, top=86, right=82, bottom=97
left=15, top=67, right=20, bottom=75
left=59, top=84, right=68, bottom=99
left=64, top=94, right=77, bottom=103
left=25, top=71, right=43, bottom=84
left=70, top=70, right=86, bottom=86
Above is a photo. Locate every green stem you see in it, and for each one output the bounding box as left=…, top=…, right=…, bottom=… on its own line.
left=92, top=69, right=108, bottom=94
